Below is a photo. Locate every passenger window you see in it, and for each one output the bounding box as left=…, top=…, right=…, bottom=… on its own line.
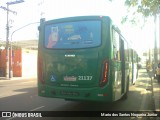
left=112, top=29, right=120, bottom=61
left=124, top=41, right=129, bottom=61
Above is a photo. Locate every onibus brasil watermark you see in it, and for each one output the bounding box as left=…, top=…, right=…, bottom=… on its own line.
left=2, top=112, right=42, bottom=118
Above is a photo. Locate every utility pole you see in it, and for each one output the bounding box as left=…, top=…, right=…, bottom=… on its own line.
left=159, top=14, right=160, bottom=62
left=154, top=15, right=158, bottom=65
left=0, top=5, right=17, bottom=79
left=6, top=4, right=10, bottom=79
left=0, top=0, right=24, bottom=79
left=154, top=8, right=160, bottom=66
left=6, top=0, right=24, bottom=79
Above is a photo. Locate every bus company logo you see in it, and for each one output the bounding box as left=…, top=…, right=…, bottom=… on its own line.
left=64, top=76, right=77, bottom=81
left=2, top=112, right=11, bottom=117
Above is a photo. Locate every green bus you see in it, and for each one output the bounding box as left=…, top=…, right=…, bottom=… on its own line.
left=38, top=16, right=136, bottom=102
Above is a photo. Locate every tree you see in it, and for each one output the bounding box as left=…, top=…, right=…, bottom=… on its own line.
left=122, top=0, right=160, bottom=24
left=125, top=0, right=160, bottom=16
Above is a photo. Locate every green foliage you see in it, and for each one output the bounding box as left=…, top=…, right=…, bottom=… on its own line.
left=109, top=0, right=159, bottom=24
left=122, top=0, right=160, bottom=25
left=125, top=0, right=160, bottom=16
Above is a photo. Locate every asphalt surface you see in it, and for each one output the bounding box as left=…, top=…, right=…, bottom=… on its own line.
left=0, top=69, right=160, bottom=120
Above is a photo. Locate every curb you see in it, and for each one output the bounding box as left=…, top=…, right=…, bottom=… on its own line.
left=152, top=78, right=160, bottom=112
left=151, top=77, right=160, bottom=120
left=0, top=77, right=37, bottom=81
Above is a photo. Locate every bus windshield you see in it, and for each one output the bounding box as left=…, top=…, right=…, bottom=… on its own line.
left=44, top=20, right=101, bottom=49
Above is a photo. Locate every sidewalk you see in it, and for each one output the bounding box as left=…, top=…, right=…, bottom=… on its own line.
left=147, top=70, right=160, bottom=120
left=152, top=77, right=160, bottom=112
left=147, top=70, right=160, bottom=111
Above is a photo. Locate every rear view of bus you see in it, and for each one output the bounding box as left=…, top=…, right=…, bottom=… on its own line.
left=38, top=16, right=128, bottom=102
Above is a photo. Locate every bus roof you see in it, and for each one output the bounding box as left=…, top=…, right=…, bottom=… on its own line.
left=40, top=15, right=112, bottom=24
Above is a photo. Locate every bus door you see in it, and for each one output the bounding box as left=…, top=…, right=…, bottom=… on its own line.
left=120, top=38, right=125, bottom=94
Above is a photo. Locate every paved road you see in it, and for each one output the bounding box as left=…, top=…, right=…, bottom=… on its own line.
left=0, top=69, right=157, bottom=120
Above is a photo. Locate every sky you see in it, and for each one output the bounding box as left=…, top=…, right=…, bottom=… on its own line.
left=0, top=0, right=157, bottom=55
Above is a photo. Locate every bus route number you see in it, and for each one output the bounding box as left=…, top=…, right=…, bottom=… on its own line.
left=78, top=76, right=92, bottom=81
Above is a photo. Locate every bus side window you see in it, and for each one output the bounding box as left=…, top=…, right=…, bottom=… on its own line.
left=129, top=49, right=132, bottom=62
left=112, top=29, right=120, bottom=61
left=124, top=41, right=129, bottom=62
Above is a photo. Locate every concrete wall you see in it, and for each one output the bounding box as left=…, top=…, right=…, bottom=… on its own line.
left=22, top=49, right=37, bottom=77
left=0, top=48, right=37, bottom=77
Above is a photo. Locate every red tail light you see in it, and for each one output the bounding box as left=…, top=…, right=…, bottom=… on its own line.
left=38, top=52, right=45, bottom=84
left=100, top=60, right=109, bottom=87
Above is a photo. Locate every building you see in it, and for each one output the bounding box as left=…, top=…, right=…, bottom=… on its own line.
left=0, top=40, right=38, bottom=77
